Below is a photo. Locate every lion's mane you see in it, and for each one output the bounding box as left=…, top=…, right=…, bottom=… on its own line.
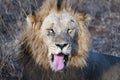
left=18, top=0, right=91, bottom=80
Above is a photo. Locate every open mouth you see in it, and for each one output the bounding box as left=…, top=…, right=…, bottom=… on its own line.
left=51, top=53, right=69, bottom=71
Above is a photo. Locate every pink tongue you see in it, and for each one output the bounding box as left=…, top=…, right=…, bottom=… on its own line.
left=52, top=54, right=64, bottom=71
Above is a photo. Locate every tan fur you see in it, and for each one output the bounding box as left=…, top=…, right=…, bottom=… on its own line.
left=19, top=0, right=91, bottom=80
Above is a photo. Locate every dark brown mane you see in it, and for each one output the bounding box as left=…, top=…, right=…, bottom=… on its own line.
left=57, top=0, right=63, bottom=10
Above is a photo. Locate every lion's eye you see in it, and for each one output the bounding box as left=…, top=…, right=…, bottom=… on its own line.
left=67, top=29, right=72, bottom=34
left=49, top=29, right=54, bottom=33
left=47, top=29, right=55, bottom=36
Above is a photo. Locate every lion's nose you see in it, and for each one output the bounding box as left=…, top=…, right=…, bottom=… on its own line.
left=55, top=43, right=68, bottom=50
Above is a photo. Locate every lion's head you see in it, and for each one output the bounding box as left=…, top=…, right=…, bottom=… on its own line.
left=20, top=0, right=91, bottom=72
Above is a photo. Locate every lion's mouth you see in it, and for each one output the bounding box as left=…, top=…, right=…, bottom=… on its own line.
left=51, top=53, right=69, bottom=71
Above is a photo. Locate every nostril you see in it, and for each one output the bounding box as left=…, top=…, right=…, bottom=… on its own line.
left=55, top=43, right=68, bottom=50
left=56, top=44, right=61, bottom=47
left=63, top=43, right=68, bottom=47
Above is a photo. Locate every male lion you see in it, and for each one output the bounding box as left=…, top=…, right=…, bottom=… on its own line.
left=19, top=0, right=120, bottom=80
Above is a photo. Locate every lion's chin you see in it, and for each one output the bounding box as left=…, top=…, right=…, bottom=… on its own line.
left=50, top=53, right=69, bottom=71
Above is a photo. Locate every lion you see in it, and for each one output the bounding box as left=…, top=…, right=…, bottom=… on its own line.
left=18, top=0, right=120, bottom=80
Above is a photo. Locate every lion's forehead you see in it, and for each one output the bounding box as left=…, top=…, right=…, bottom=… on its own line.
left=47, top=12, right=74, bottom=23
left=41, top=12, right=78, bottom=30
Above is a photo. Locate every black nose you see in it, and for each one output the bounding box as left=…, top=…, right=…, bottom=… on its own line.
left=55, top=43, right=68, bottom=50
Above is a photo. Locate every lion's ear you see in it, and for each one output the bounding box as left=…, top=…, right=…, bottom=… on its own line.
left=26, top=12, right=38, bottom=27
left=79, top=13, right=91, bottom=24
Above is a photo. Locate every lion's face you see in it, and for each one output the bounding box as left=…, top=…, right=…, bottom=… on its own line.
left=41, top=12, right=79, bottom=71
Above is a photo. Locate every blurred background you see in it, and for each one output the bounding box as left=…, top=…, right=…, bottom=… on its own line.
left=0, top=0, right=120, bottom=80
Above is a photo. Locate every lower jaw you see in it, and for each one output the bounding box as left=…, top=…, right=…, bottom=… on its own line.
left=51, top=66, right=66, bottom=72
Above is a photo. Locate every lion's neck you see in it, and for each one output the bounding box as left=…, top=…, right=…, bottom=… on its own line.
left=34, top=65, right=84, bottom=80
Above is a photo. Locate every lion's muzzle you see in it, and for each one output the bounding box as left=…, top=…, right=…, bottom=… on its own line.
left=49, top=35, right=72, bottom=71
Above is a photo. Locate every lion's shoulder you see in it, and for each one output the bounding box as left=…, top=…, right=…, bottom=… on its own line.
left=84, top=52, right=120, bottom=80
